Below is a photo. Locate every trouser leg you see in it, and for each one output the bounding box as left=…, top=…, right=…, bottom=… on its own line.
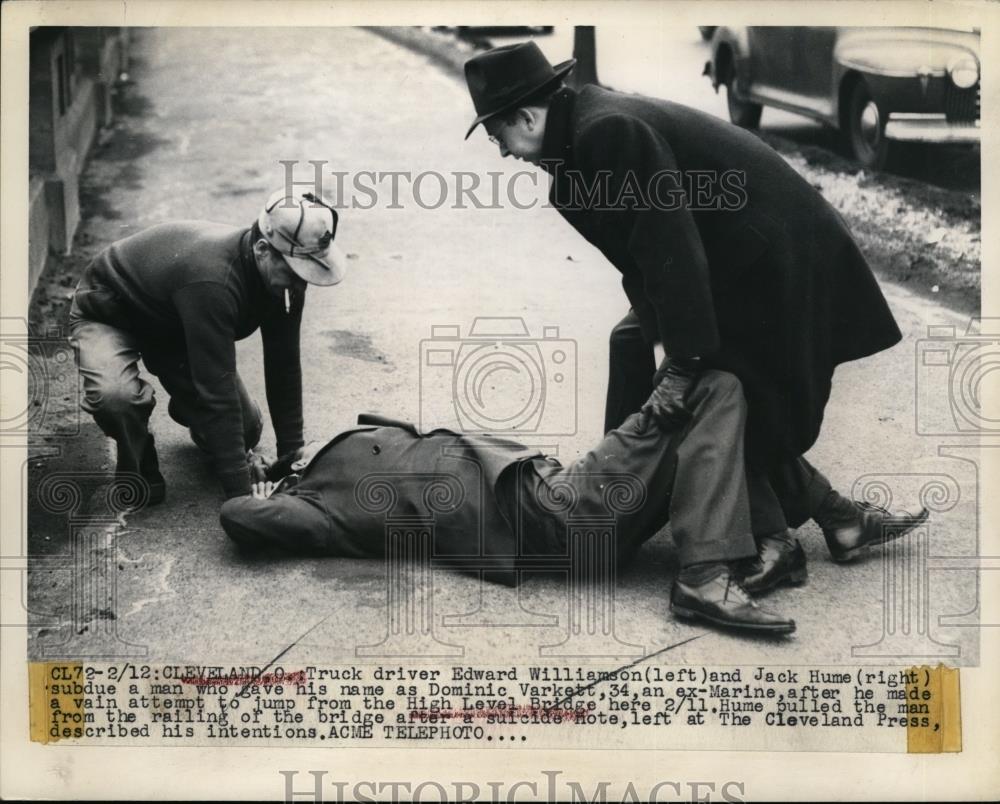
left=68, top=313, right=156, bottom=474
left=769, top=456, right=833, bottom=528
left=667, top=372, right=756, bottom=566
left=532, top=369, right=755, bottom=568
left=746, top=454, right=834, bottom=535
left=144, top=350, right=263, bottom=451
left=746, top=462, right=790, bottom=536
left=605, top=309, right=655, bottom=434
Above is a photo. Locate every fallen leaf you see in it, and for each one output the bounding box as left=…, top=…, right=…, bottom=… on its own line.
left=924, top=227, right=946, bottom=245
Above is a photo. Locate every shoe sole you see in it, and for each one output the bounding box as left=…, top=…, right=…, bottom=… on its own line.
left=831, top=508, right=930, bottom=563
left=670, top=603, right=796, bottom=635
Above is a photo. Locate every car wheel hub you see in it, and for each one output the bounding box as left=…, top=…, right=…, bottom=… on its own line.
left=859, top=100, right=881, bottom=149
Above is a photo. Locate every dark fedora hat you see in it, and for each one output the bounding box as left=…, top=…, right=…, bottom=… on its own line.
left=463, top=41, right=576, bottom=139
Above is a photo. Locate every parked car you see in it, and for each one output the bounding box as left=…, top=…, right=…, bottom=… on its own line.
left=703, top=27, right=980, bottom=169
left=453, top=26, right=554, bottom=36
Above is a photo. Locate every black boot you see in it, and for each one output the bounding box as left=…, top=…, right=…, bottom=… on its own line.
left=138, top=434, right=166, bottom=506
left=815, top=490, right=928, bottom=562
left=739, top=530, right=808, bottom=594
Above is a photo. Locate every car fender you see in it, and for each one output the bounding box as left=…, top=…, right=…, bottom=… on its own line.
left=833, top=28, right=979, bottom=119
left=834, top=27, right=978, bottom=79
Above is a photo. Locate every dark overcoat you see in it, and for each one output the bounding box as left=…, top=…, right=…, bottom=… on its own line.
left=540, top=85, right=902, bottom=464
left=220, top=414, right=544, bottom=584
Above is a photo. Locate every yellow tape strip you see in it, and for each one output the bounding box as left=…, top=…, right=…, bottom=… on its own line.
left=906, top=665, right=962, bottom=753
left=29, top=662, right=85, bottom=744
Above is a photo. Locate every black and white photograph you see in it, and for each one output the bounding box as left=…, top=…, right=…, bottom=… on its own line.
left=1, top=1, right=998, bottom=800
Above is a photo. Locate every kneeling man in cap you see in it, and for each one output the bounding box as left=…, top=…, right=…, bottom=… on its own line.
left=69, top=189, right=345, bottom=503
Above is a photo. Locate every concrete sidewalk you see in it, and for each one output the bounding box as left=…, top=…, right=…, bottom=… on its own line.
left=28, top=27, right=980, bottom=668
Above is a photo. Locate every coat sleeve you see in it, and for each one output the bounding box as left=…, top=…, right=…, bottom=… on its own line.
left=172, top=281, right=251, bottom=497
left=574, top=115, right=720, bottom=358
left=260, top=288, right=306, bottom=457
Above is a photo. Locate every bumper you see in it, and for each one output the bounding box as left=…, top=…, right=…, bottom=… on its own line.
left=884, top=113, right=980, bottom=144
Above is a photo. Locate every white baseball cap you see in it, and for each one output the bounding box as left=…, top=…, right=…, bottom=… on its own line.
left=258, top=189, right=346, bottom=286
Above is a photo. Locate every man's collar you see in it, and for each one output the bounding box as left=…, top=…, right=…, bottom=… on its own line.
left=540, top=85, right=578, bottom=172
left=239, top=227, right=259, bottom=279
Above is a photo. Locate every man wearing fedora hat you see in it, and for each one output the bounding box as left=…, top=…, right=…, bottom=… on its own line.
left=68, top=189, right=346, bottom=504
left=462, top=42, right=926, bottom=599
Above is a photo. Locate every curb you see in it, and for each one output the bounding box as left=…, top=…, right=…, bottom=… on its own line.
left=365, top=26, right=487, bottom=80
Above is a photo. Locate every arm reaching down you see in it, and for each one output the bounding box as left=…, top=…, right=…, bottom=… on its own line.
left=172, top=281, right=250, bottom=497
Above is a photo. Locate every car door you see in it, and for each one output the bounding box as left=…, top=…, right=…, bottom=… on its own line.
left=794, top=26, right=837, bottom=115
left=747, top=27, right=800, bottom=95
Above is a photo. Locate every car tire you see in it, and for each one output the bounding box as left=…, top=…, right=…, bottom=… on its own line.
left=724, top=75, right=762, bottom=129
left=845, top=79, right=890, bottom=170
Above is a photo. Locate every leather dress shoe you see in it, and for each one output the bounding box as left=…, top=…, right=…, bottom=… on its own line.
left=739, top=532, right=808, bottom=594
left=816, top=492, right=929, bottom=563
left=670, top=571, right=796, bottom=635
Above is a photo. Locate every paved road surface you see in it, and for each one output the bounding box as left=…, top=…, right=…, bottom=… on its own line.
left=28, top=28, right=983, bottom=670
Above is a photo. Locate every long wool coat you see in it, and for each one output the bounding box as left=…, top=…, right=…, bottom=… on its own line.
left=540, top=85, right=902, bottom=465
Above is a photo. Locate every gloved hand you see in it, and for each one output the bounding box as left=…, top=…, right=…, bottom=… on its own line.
left=638, top=356, right=700, bottom=432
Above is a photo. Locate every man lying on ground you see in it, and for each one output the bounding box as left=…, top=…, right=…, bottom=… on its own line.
left=221, top=371, right=926, bottom=637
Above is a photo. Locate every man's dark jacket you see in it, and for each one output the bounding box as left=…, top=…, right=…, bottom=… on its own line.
left=220, top=415, right=545, bottom=585
left=541, top=85, right=901, bottom=464
left=75, top=222, right=305, bottom=495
